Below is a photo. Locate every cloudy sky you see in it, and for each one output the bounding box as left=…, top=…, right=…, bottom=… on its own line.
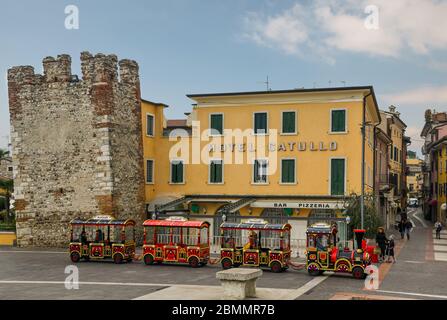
left=1, top=0, right=446, bottom=155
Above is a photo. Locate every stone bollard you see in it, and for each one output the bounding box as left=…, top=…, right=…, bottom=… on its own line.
left=216, top=268, right=263, bottom=300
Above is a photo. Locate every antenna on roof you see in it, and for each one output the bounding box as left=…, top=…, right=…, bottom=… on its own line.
left=257, top=76, right=271, bottom=91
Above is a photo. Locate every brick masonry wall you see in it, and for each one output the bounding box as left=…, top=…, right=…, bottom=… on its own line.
left=8, top=52, right=145, bottom=247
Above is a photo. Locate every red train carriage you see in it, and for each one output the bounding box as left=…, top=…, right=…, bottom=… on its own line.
left=219, top=219, right=291, bottom=273
left=142, top=217, right=210, bottom=268
left=306, top=223, right=371, bottom=279
left=69, top=215, right=136, bottom=264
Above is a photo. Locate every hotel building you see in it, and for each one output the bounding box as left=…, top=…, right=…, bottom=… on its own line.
left=141, top=87, right=381, bottom=244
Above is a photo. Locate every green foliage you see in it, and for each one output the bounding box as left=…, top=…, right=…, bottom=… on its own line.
left=0, top=210, right=15, bottom=231
left=344, top=193, right=383, bottom=239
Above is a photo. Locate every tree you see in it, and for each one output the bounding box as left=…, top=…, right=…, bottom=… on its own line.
left=343, top=193, right=383, bottom=239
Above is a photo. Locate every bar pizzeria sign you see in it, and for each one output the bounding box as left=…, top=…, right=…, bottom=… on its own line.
left=251, top=201, right=344, bottom=209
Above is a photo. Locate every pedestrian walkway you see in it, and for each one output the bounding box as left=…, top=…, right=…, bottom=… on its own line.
left=432, top=230, right=447, bottom=262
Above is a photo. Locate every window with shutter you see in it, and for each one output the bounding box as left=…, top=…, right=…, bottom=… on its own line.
left=282, top=111, right=296, bottom=134
left=146, top=114, right=154, bottom=136
left=146, top=160, right=154, bottom=183
left=171, top=160, right=184, bottom=183
left=209, top=160, right=223, bottom=184
left=331, top=159, right=345, bottom=195
left=253, top=159, right=268, bottom=183
left=254, top=112, right=268, bottom=134
left=331, top=110, right=346, bottom=133
left=281, top=159, right=295, bottom=183
left=210, top=114, right=223, bottom=135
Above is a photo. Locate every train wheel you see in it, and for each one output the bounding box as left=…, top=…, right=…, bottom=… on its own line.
left=307, top=263, right=320, bottom=276
left=352, top=267, right=365, bottom=279
left=221, top=258, right=232, bottom=269
left=270, top=261, right=282, bottom=273
left=70, top=252, right=80, bottom=263
left=113, top=254, right=123, bottom=264
left=189, top=257, right=199, bottom=268
left=144, top=254, right=154, bottom=265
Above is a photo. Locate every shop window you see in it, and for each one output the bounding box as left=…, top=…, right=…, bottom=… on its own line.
left=331, top=158, right=345, bottom=195
left=331, top=109, right=346, bottom=133
left=170, top=160, right=184, bottom=184
left=281, top=111, right=296, bottom=134
left=209, top=159, right=223, bottom=184
left=210, top=113, right=223, bottom=135
left=254, top=112, right=268, bottom=135
left=281, top=159, right=296, bottom=184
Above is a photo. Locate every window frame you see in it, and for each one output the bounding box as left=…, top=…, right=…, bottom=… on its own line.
left=252, top=158, right=269, bottom=184
left=145, top=159, right=155, bottom=184
left=209, top=113, right=224, bottom=136
left=146, top=113, right=155, bottom=137
left=329, top=157, right=347, bottom=196
left=329, top=108, right=347, bottom=134
left=253, top=111, right=269, bottom=136
left=280, top=110, right=297, bottom=135
left=280, top=158, right=297, bottom=185
left=208, top=158, right=224, bottom=185
left=169, top=159, right=185, bottom=184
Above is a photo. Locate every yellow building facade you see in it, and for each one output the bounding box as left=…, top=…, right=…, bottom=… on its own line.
left=433, top=143, right=447, bottom=222
left=141, top=87, right=380, bottom=241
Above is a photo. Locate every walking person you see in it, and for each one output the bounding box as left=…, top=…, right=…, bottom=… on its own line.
left=386, top=235, right=396, bottom=263
left=398, top=219, right=405, bottom=239
left=375, top=227, right=388, bottom=262
left=435, top=221, right=443, bottom=240
left=404, top=220, right=413, bottom=240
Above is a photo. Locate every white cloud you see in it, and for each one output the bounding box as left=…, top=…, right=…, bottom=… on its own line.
left=383, top=85, right=447, bottom=105
left=243, top=0, right=447, bottom=60
left=243, top=4, right=309, bottom=55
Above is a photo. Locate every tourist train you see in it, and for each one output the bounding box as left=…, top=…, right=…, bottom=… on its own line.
left=68, top=215, right=375, bottom=280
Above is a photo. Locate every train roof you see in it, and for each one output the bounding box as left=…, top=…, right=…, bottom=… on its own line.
left=307, top=223, right=332, bottom=234
left=143, top=219, right=210, bottom=228
left=70, top=215, right=135, bottom=226
left=220, top=222, right=291, bottom=231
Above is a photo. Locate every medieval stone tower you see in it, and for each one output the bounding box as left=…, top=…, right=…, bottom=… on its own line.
left=8, top=52, right=146, bottom=247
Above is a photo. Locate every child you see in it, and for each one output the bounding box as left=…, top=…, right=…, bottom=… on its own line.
left=386, top=235, right=396, bottom=263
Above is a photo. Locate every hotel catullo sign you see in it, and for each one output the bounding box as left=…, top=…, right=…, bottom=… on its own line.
left=208, top=141, right=338, bottom=152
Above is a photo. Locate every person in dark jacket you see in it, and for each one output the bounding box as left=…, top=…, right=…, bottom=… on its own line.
left=386, top=235, right=396, bottom=263
left=375, top=227, right=388, bottom=262
left=404, top=220, right=413, bottom=240
left=398, top=220, right=405, bottom=239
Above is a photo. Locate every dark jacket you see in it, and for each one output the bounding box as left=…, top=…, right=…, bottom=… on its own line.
left=376, top=233, right=388, bottom=247
left=405, top=221, right=413, bottom=230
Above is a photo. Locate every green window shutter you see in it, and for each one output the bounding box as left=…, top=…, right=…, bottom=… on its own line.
left=282, top=112, right=296, bottom=133
left=147, top=115, right=154, bottom=136
left=210, top=160, right=222, bottom=183
left=255, top=113, right=267, bottom=134
left=146, top=160, right=153, bottom=183
left=281, top=159, right=295, bottom=183
left=331, top=110, right=346, bottom=132
left=331, top=159, right=345, bottom=195
left=210, top=114, right=223, bottom=135
left=171, top=161, right=183, bottom=183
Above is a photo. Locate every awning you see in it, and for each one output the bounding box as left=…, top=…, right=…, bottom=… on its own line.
left=217, top=198, right=256, bottom=214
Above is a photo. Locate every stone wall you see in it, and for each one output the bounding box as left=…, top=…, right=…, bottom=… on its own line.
left=8, top=52, right=145, bottom=247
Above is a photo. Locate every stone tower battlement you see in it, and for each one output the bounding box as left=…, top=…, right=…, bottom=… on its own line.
left=8, top=52, right=145, bottom=247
